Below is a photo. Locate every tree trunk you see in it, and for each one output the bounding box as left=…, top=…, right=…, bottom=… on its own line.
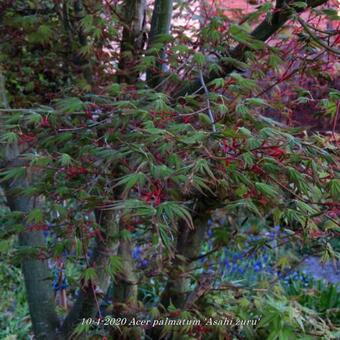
left=111, top=237, right=141, bottom=339
left=118, top=0, right=147, bottom=84
left=147, top=212, right=210, bottom=339
left=1, top=70, right=60, bottom=340
left=60, top=210, right=120, bottom=338
left=72, top=0, right=93, bottom=84
left=147, top=0, right=174, bottom=87
left=160, top=214, right=210, bottom=309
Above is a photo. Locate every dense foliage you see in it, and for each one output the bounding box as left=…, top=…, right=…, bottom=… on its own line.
left=0, top=0, right=339, bottom=339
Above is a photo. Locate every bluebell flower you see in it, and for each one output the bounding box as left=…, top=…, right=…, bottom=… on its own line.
left=232, top=254, right=240, bottom=261
left=140, top=259, right=149, bottom=267
left=207, top=267, right=215, bottom=275
left=231, top=263, right=238, bottom=273
left=253, top=261, right=262, bottom=272
left=132, top=246, right=142, bottom=260
left=52, top=269, right=68, bottom=291
left=268, top=232, right=276, bottom=239
left=273, top=225, right=281, bottom=232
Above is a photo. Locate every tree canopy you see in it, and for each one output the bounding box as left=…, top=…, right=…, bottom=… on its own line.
left=0, top=0, right=339, bottom=339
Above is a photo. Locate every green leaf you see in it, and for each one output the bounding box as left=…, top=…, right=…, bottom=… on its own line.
left=193, top=52, right=206, bottom=66
left=255, top=182, right=279, bottom=198
left=82, top=267, right=97, bottom=283
left=209, top=78, right=225, bottom=88
left=0, top=167, right=26, bottom=182
left=157, top=201, right=194, bottom=229
left=245, top=98, right=268, bottom=106
left=230, top=73, right=257, bottom=91
left=150, top=164, right=174, bottom=179
left=321, top=9, right=340, bottom=20
left=194, top=159, right=216, bottom=180
left=292, top=1, right=308, bottom=8
left=226, top=199, right=261, bottom=216
left=110, top=199, right=156, bottom=217
left=27, top=208, right=43, bottom=223
left=59, top=153, right=72, bottom=166
left=107, top=255, right=123, bottom=279
left=287, top=167, right=309, bottom=194
left=241, top=152, right=254, bottom=168
left=191, top=175, right=215, bottom=195
left=327, top=179, right=340, bottom=201
left=55, top=97, right=85, bottom=113
left=296, top=200, right=318, bottom=215
left=27, top=113, right=42, bottom=125
left=114, top=172, right=148, bottom=192
left=1, top=132, right=18, bottom=143
left=158, top=223, right=174, bottom=249
left=238, top=127, right=252, bottom=137
left=179, top=131, right=206, bottom=145
left=230, top=24, right=265, bottom=50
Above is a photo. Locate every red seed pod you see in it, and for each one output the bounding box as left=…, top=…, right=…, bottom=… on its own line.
left=169, top=310, right=181, bottom=317
left=266, top=146, right=285, bottom=159
left=126, top=225, right=136, bottom=232
left=18, top=132, right=36, bottom=144
left=40, top=116, right=50, bottom=128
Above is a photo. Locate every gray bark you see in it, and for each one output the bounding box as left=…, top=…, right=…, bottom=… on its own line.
left=118, top=0, right=147, bottom=83
left=73, top=0, right=93, bottom=84
left=111, top=236, right=141, bottom=339
left=0, top=70, right=60, bottom=340
left=60, top=210, right=120, bottom=338
left=147, top=0, right=174, bottom=86
left=160, top=213, right=210, bottom=309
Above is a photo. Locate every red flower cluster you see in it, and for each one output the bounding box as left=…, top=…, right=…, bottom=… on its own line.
left=182, top=115, right=192, bottom=124
left=266, top=146, right=285, bottom=159
left=18, top=132, right=36, bottom=144
left=168, top=310, right=181, bottom=317
left=28, top=224, right=48, bottom=232
left=66, top=166, right=88, bottom=179
left=40, top=116, right=50, bottom=128
left=142, top=185, right=163, bottom=206
left=250, top=164, right=264, bottom=175
left=85, top=103, right=99, bottom=119
left=309, top=230, right=327, bottom=239
left=193, top=324, right=209, bottom=334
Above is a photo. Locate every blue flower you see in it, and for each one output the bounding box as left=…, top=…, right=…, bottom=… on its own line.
left=52, top=269, right=68, bottom=291
left=273, top=225, right=281, bottom=232
left=140, top=259, right=149, bottom=267
left=231, top=263, right=238, bottom=273
left=253, top=261, right=262, bottom=272
left=132, top=246, right=142, bottom=260
left=232, top=254, right=240, bottom=261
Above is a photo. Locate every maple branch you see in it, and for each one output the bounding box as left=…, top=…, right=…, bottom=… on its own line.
left=175, top=0, right=329, bottom=96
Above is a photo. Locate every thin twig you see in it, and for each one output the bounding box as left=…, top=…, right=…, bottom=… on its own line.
left=296, top=15, right=340, bottom=55
left=199, top=70, right=217, bottom=133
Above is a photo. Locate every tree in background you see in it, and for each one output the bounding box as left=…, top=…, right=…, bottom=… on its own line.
left=0, top=0, right=339, bottom=339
